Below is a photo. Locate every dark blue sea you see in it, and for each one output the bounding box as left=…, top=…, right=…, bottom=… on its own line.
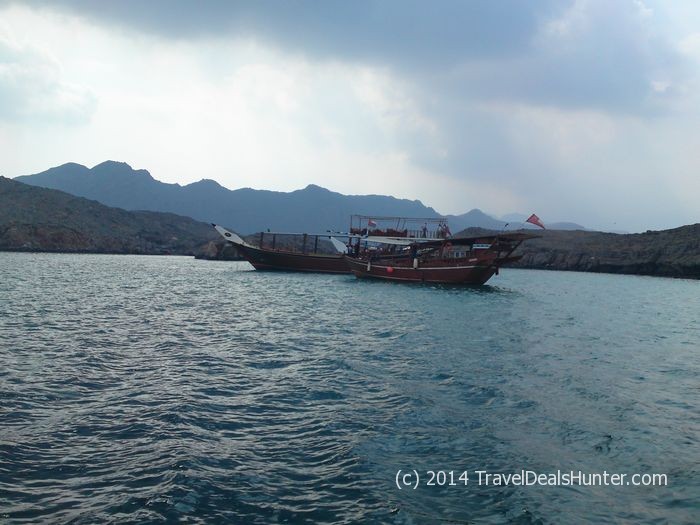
left=1, top=253, right=698, bottom=524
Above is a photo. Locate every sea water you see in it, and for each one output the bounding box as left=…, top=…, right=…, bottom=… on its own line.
left=1, top=253, right=698, bottom=523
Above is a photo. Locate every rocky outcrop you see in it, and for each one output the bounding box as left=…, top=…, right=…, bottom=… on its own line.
left=510, top=226, right=700, bottom=279
left=194, top=241, right=244, bottom=260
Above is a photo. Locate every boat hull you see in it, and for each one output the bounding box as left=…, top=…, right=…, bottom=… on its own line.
left=344, top=256, right=502, bottom=284
left=238, top=244, right=350, bottom=274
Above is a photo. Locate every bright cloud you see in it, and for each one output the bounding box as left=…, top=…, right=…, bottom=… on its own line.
left=0, top=16, right=95, bottom=121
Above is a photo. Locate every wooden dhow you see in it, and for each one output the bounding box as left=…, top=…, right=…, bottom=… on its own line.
left=344, top=231, right=537, bottom=285
left=212, top=224, right=351, bottom=274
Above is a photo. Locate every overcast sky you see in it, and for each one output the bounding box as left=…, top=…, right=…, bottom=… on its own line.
left=2, top=0, right=699, bottom=231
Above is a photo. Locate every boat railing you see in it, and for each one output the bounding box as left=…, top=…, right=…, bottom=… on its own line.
left=349, top=215, right=450, bottom=239
left=257, top=231, right=343, bottom=255
left=349, top=228, right=450, bottom=239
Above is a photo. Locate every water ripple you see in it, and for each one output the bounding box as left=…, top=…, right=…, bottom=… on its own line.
left=1, top=254, right=699, bottom=523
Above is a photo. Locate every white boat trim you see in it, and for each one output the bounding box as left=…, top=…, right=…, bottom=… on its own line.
left=213, top=224, right=254, bottom=248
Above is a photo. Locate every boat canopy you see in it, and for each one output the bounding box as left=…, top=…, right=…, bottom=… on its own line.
left=362, top=231, right=539, bottom=247
left=350, top=215, right=450, bottom=239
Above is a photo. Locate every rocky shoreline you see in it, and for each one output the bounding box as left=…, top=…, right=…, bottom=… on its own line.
left=510, top=226, right=700, bottom=279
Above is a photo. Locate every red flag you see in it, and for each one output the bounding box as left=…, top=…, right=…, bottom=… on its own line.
left=526, top=213, right=545, bottom=229
left=368, top=219, right=377, bottom=227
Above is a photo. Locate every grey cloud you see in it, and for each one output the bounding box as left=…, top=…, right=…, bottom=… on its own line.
left=7, top=0, right=687, bottom=115
left=12, top=0, right=554, bottom=65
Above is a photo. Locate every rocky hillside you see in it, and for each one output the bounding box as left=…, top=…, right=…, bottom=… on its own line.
left=507, top=227, right=700, bottom=279
left=0, top=177, right=217, bottom=255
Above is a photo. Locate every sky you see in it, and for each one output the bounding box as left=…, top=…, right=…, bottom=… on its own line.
left=1, top=0, right=699, bottom=232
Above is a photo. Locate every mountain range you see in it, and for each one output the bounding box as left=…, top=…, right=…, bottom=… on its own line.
left=15, top=161, right=586, bottom=234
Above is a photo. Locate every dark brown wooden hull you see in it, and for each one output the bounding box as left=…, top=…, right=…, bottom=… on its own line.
left=344, top=256, right=501, bottom=284
left=238, top=244, right=350, bottom=274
